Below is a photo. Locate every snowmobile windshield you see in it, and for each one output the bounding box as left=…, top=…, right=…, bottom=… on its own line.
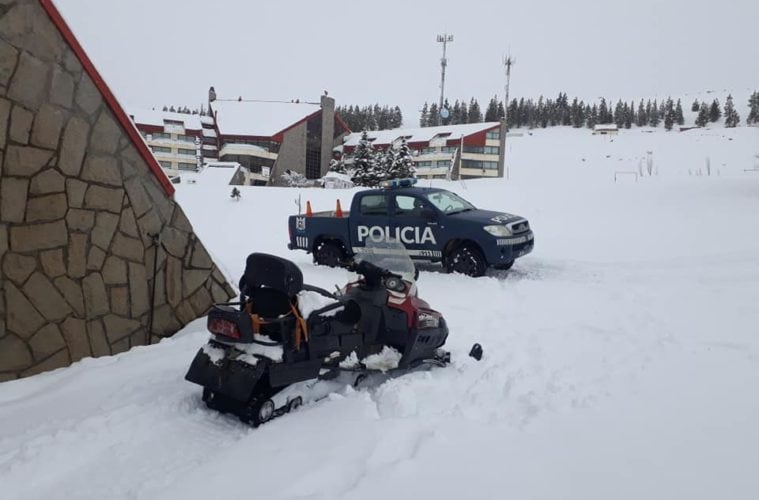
left=423, top=190, right=476, bottom=214
left=355, top=238, right=416, bottom=283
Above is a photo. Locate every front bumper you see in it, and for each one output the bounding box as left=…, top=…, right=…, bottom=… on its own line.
left=484, top=231, right=534, bottom=264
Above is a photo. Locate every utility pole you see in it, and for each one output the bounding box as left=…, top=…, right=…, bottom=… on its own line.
left=437, top=33, right=454, bottom=126
left=502, top=54, right=515, bottom=180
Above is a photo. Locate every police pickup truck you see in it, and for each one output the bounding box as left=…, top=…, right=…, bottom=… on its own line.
left=287, top=178, right=534, bottom=277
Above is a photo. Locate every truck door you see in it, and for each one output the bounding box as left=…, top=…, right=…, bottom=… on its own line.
left=348, top=193, right=391, bottom=254
left=391, top=194, right=444, bottom=261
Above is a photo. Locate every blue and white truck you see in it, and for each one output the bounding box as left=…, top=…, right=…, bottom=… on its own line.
left=287, top=179, right=534, bottom=277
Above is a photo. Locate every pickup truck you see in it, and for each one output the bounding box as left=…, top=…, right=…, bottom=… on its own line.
left=287, top=179, right=534, bottom=277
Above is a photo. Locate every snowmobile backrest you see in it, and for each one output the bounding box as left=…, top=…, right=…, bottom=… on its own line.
left=241, top=253, right=303, bottom=299
left=248, top=287, right=292, bottom=319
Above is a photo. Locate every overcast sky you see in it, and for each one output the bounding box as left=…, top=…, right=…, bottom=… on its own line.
left=55, top=0, right=758, bottom=126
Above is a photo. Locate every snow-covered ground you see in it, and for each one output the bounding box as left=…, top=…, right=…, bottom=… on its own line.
left=1, top=126, right=758, bottom=500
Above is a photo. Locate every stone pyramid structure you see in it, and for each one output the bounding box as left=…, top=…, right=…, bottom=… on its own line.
left=0, top=0, right=236, bottom=380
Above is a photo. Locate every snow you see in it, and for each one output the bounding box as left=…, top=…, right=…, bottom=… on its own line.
left=342, top=122, right=501, bottom=147
left=129, top=108, right=204, bottom=131
left=211, top=99, right=320, bottom=137
left=2, top=125, right=759, bottom=500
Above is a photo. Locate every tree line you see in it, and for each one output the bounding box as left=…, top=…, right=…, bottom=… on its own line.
left=336, top=104, right=403, bottom=132
left=330, top=131, right=416, bottom=187
left=418, top=92, right=757, bottom=130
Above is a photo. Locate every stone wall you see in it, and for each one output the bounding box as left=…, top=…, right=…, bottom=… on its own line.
left=0, top=0, right=236, bottom=380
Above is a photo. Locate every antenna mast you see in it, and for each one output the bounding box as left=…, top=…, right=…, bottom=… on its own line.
left=502, top=54, right=515, bottom=180
left=437, top=33, right=454, bottom=126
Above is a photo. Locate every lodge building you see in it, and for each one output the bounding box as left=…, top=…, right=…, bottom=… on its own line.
left=340, top=121, right=507, bottom=180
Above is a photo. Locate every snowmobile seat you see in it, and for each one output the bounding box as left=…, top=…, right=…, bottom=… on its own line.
left=240, top=253, right=303, bottom=300
left=239, top=253, right=306, bottom=345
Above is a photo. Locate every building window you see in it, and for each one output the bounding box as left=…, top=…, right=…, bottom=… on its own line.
left=177, top=134, right=196, bottom=143
left=436, top=160, right=451, bottom=168
left=463, top=146, right=484, bottom=154
left=462, top=159, right=499, bottom=170
left=152, top=132, right=171, bottom=140
left=178, top=162, right=197, bottom=171
left=305, top=116, right=322, bottom=179
left=177, top=148, right=196, bottom=156
left=486, top=129, right=500, bottom=140
left=158, top=161, right=172, bottom=169
left=484, top=146, right=500, bottom=155
left=416, top=161, right=433, bottom=167
left=151, top=146, right=171, bottom=154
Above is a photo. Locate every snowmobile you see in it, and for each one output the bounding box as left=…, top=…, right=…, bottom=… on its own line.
left=185, top=239, right=482, bottom=426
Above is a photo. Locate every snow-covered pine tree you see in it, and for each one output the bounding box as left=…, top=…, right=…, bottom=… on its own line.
left=571, top=98, right=582, bottom=127
left=376, top=146, right=395, bottom=182
left=625, top=102, right=633, bottom=129
left=691, top=99, right=700, bottom=112
left=587, top=104, right=598, bottom=128
left=723, top=95, right=740, bottom=127
left=663, top=98, right=675, bottom=131
left=328, top=157, right=348, bottom=175
left=709, top=99, right=721, bottom=122
left=386, top=138, right=416, bottom=180
left=695, top=102, right=710, bottom=127
left=351, top=130, right=379, bottom=187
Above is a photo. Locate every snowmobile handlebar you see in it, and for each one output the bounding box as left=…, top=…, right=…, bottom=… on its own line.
left=343, top=258, right=402, bottom=288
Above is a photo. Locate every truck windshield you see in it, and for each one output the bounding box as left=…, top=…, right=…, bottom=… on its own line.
left=423, top=190, right=476, bottom=214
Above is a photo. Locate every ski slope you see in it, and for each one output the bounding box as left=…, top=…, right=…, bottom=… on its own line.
left=1, top=126, right=758, bottom=500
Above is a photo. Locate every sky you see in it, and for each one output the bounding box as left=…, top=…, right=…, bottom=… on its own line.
left=55, top=0, right=758, bottom=127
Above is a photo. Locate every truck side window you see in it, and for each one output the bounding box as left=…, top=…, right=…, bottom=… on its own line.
left=359, top=195, right=389, bottom=216
left=394, top=195, right=425, bottom=217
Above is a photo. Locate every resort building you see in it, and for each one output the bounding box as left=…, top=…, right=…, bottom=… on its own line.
left=129, top=109, right=211, bottom=179
left=340, top=121, right=507, bottom=180
left=208, top=91, right=351, bottom=185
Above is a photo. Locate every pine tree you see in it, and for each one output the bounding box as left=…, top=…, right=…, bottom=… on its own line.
left=723, top=94, right=740, bottom=127
left=484, top=96, right=499, bottom=122
left=587, top=104, right=598, bottom=128
left=599, top=98, right=610, bottom=124
left=691, top=99, right=700, bottom=112
left=695, top=102, right=709, bottom=127
left=709, top=99, right=721, bottom=122
left=427, top=103, right=439, bottom=127
left=636, top=100, right=647, bottom=127
left=614, top=100, right=625, bottom=128
left=386, top=138, right=416, bottom=179
left=459, top=100, right=469, bottom=124
left=748, top=91, right=759, bottom=125
left=467, top=98, right=483, bottom=123
left=328, top=157, right=348, bottom=174
left=451, top=100, right=462, bottom=125
left=624, top=102, right=633, bottom=129
left=570, top=98, right=582, bottom=127
left=351, top=130, right=380, bottom=187
left=500, top=100, right=509, bottom=122
left=649, top=100, right=660, bottom=127
left=675, top=99, right=684, bottom=125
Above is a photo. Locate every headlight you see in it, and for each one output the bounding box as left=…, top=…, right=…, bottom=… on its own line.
left=483, top=225, right=512, bottom=237
left=417, top=311, right=440, bottom=329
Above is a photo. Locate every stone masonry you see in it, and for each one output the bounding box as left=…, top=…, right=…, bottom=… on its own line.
left=0, top=0, right=236, bottom=380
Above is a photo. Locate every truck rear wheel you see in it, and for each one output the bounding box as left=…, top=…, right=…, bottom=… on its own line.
left=314, top=240, right=345, bottom=267
left=446, top=245, right=487, bottom=277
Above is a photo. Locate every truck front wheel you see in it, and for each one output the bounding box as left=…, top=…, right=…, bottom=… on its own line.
left=314, top=240, right=345, bottom=267
left=446, top=245, right=487, bottom=277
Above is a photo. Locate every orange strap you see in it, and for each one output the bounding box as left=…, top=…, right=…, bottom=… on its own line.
left=243, top=300, right=309, bottom=351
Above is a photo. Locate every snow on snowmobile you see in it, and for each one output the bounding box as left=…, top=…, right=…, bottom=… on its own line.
left=185, top=239, right=482, bottom=426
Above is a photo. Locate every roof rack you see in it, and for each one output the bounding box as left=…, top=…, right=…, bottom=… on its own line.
left=380, top=178, right=418, bottom=189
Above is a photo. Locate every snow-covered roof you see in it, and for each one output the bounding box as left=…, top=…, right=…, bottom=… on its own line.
left=182, top=163, right=241, bottom=187
left=129, top=108, right=204, bottom=131
left=211, top=100, right=320, bottom=137
left=219, top=143, right=276, bottom=158
left=342, top=122, right=501, bottom=147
